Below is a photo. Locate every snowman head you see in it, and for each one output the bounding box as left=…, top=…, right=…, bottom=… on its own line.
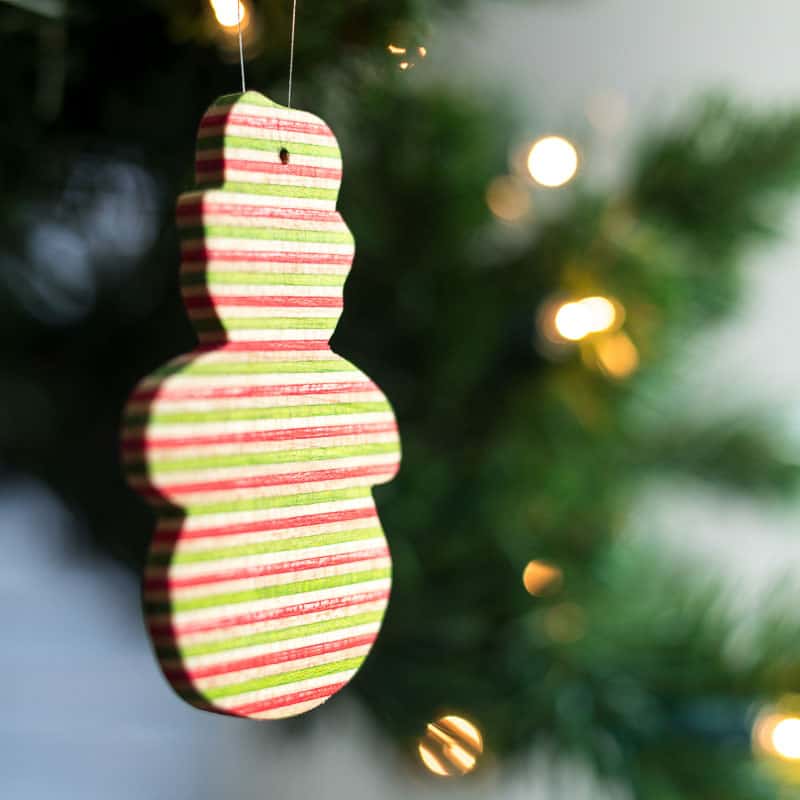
left=194, top=91, right=344, bottom=210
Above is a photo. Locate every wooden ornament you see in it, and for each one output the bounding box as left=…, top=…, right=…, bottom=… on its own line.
left=121, top=91, right=401, bottom=719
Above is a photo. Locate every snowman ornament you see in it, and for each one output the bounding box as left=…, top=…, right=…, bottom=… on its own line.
left=122, top=91, right=401, bottom=719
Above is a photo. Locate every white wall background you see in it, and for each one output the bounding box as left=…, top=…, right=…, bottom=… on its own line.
left=4, top=2, right=800, bottom=798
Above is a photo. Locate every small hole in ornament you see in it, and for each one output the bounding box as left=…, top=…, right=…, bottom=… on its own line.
left=279, top=148, right=290, bottom=165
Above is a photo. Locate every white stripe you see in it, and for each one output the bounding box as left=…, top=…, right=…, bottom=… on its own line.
left=147, top=535, right=388, bottom=580
left=143, top=410, right=395, bottom=438
left=182, top=284, right=343, bottom=298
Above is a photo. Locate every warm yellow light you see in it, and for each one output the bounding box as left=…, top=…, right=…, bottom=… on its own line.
left=527, top=136, right=579, bottom=187
left=773, top=718, right=800, bottom=760
left=523, top=560, right=563, bottom=596
left=486, top=175, right=531, bottom=222
left=418, top=715, right=483, bottom=777
left=210, top=0, right=246, bottom=28
left=418, top=46, right=428, bottom=57
left=399, top=61, right=412, bottom=71
left=543, top=602, right=586, bottom=643
left=595, top=331, right=639, bottom=379
left=387, top=44, right=407, bottom=55
left=553, top=296, right=618, bottom=342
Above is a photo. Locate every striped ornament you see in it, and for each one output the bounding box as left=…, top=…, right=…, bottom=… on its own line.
left=122, top=91, right=401, bottom=720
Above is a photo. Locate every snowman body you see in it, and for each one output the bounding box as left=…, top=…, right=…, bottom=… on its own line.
left=122, top=92, right=400, bottom=719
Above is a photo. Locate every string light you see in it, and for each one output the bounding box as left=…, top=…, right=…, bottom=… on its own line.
left=773, top=718, right=800, bottom=760
left=522, top=560, right=563, bottom=596
left=418, top=715, right=484, bottom=777
left=753, top=703, right=800, bottom=775
left=543, top=602, right=586, bottom=643
left=595, top=331, right=639, bottom=379
left=527, top=136, right=579, bottom=188
left=486, top=175, right=531, bottom=222
left=553, top=296, right=619, bottom=342
left=387, top=42, right=427, bottom=70
left=210, top=0, right=247, bottom=29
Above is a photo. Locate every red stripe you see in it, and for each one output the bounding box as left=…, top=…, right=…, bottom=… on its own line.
left=183, top=294, right=343, bottom=309
left=152, top=507, right=379, bottom=543
left=180, top=248, right=352, bottom=265
left=148, top=588, right=390, bottom=638
left=193, top=340, right=330, bottom=353
left=200, top=113, right=332, bottom=139
left=130, top=380, right=376, bottom=403
left=196, top=159, right=341, bottom=181
left=166, top=633, right=376, bottom=682
left=226, top=681, right=349, bottom=716
left=123, top=420, right=398, bottom=451
left=145, top=546, right=389, bottom=592
left=149, top=463, right=397, bottom=498
left=177, top=202, right=339, bottom=223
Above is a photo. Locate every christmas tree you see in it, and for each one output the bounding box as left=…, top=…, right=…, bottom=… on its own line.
left=3, top=1, right=800, bottom=797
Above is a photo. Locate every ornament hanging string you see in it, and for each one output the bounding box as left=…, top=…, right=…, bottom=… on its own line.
left=237, top=3, right=246, bottom=92
left=287, top=0, right=297, bottom=109
left=234, top=1, right=297, bottom=105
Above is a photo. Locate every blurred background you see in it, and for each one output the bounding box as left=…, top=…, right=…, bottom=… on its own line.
left=5, top=1, right=800, bottom=798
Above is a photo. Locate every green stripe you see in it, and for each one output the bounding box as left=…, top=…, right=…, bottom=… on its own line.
left=193, top=317, right=339, bottom=331
left=183, top=271, right=345, bottom=287
left=197, top=135, right=340, bottom=159
left=180, top=225, right=352, bottom=245
left=194, top=657, right=364, bottom=701
left=147, top=567, right=391, bottom=613
left=131, top=401, right=391, bottom=426
left=195, top=182, right=338, bottom=200
left=128, top=442, right=399, bottom=475
left=151, top=526, right=384, bottom=566
left=158, top=610, right=384, bottom=659
left=153, top=360, right=357, bottom=378
left=174, top=486, right=370, bottom=518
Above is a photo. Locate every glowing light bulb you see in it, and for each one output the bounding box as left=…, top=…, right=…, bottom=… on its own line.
left=418, top=715, right=483, bottom=777
left=527, top=136, right=579, bottom=187
left=553, top=296, right=618, bottom=342
left=523, top=560, right=563, bottom=596
left=595, top=332, right=639, bottom=379
left=772, top=718, right=800, bottom=760
left=387, top=44, right=407, bottom=55
left=210, top=0, right=246, bottom=29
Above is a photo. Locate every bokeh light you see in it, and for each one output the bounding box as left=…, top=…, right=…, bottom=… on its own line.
left=418, top=715, right=484, bottom=777
left=486, top=175, right=531, bottom=222
left=210, top=0, right=246, bottom=29
left=527, top=136, right=579, bottom=187
left=543, top=602, right=586, bottom=643
left=595, top=331, right=639, bottom=379
left=772, top=718, right=800, bottom=760
left=753, top=703, right=800, bottom=771
left=523, top=560, right=563, bottom=596
left=585, top=89, right=629, bottom=136
left=553, top=296, right=619, bottom=342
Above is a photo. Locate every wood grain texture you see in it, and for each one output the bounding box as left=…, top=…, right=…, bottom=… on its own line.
left=121, top=91, right=401, bottom=719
